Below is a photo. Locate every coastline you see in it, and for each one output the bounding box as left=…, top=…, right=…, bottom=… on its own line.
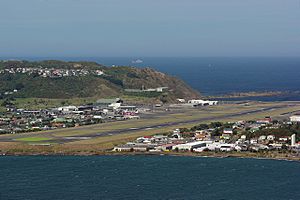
left=1, top=149, right=299, bottom=162
left=207, top=91, right=287, bottom=99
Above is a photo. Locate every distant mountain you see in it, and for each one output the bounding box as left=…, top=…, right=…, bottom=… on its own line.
left=0, top=60, right=200, bottom=102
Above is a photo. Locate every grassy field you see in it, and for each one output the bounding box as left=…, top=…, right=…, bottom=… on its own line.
left=0, top=97, right=100, bottom=112
left=14, top=137, right=52, bottom=142
left=13, top=97, right=99, bottom=110
left=0, top=96, right=157, bottom=112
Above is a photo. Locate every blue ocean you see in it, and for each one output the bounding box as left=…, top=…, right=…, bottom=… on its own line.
left=92, top=57, right=300, bottom=101
left=0, top=156, right=299, bottom=200
left=92, top=57, right=300, bottom=96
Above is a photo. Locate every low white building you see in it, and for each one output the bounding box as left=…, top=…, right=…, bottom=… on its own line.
left=188, top=99, right=218, bottom=106
left=57, top=106, right=78, bottom=112
left=267, top=135, right=275, bottom=141
left=108, top=102, right=122, bottom=109
left=290, top=115, right=300, bottom=123
left=172, top=141, right=208, bottom=151
left=219, top=144, right=236, bottom=152
left=177, top=98, right=186, bottom=103
left=223, top=128, right=233, bottom=134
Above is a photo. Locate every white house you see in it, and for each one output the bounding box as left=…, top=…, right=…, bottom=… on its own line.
left=267, top=135, right=275, bottom=141
left=250, top=139, right=258, bottom=144
left=258, top=135, right=267, bottom=141
left=223, top=128, right=233, bottom=134
left=240, top=135, right=247, bottom=140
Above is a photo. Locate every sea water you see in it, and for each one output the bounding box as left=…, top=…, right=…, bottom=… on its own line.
left=0, top=156, right=299, bottom=200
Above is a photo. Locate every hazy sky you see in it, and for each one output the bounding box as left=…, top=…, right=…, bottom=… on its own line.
left=0, top=0, right=299, bottom=57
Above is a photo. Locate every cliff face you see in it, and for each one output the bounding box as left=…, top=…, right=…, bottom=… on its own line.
left=0, top=60, right=200, bottom=101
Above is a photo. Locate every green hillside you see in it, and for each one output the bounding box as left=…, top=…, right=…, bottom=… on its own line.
left=0, top=60, right=200, bottom=102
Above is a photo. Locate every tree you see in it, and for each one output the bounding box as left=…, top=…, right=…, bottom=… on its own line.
left=15, top=83, right=25, bottom=90
left=210, top=122, right=223, bottom=128
left=179, top=128, right=189, bottom=133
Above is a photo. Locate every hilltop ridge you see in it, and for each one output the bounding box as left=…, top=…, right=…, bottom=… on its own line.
left=0, top=60, right=200, bottom=102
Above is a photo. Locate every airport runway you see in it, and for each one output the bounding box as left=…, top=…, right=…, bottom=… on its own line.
left=0, top=102, right=298, bottom=144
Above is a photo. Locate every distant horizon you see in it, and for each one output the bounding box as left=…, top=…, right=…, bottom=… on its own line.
left=1, top=0, right=299, bottom=57
left=1, top=56, right=300, bottom=60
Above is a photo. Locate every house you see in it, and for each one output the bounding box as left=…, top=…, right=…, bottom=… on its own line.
left=136, top=136, right=152, bottom=143
left=240, top=135, right=247, bottom=140
left=195, top=130, right=211, bottom=141
left=279, top=136, right=290, bottom=143
left=249, top=127, right=260, bottom=133
left=221, top=128, right=233, bottom=140
left=267, top=135, right=275, bottom=141
left=172, top=129, right=183, bottom=139
left=258, top=135, right=267, bottom=142
left=250, top=139, right=258, bottom=144
left=256, top=117, right=272, bottom=124
left=223, top=128, right=233, bottom=134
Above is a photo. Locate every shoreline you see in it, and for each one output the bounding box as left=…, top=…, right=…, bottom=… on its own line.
left=206, top=91, right=289, bottom=99
left=1, top=150, right=299, bottom=162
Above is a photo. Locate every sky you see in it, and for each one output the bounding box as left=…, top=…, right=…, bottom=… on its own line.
left=0, top=0, right=299, bottom=57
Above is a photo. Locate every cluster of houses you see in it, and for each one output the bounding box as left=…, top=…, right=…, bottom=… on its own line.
left=0, top=67, right=104, bottom=78
left=113, top=117, right=300, bottom=153
left=0, top=98, right=139, bottom=134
